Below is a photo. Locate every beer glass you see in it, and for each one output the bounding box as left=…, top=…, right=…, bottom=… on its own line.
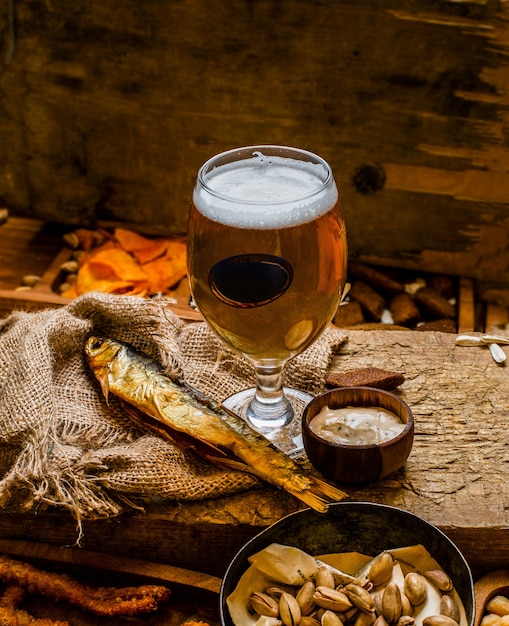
left=187, top=145, right=347, bottom=453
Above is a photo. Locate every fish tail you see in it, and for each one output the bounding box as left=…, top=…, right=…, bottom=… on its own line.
left=310, top=477, right=349, bottom=503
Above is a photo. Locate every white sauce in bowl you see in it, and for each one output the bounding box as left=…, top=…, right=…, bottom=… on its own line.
left=309, top=405, right=405, bottom=446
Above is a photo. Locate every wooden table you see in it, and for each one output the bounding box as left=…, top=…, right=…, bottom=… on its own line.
left=0, top=328, right=507, bottom=581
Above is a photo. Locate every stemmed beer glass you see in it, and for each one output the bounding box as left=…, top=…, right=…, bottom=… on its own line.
left=187, top=145, right=347, bottom=453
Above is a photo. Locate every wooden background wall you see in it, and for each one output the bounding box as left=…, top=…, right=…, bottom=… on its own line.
left=1, top=0, right=509, bottom=284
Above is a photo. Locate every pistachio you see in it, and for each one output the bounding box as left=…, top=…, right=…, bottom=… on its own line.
left=374, top=616, right=390, bottom=626
left=60, top=260, right=79, bottom=274
left=396, top=617, right=415, bottom=626
left=255, top=618, right=283, bottom=626
left=267, top=586, right=294, bottom=600
left=63, top=232, right=80, bottom=249
left=382, top=582, right=402, bottom=623
left=354, top=610, right=376, bottom=626
left=322, top=610, right=345, bottom=626
left=400, top=593, right=414, bottom=617
left=316, top=566, right=336, bottom=589
left=345, top=583, right=376, bottom=613
left=424, top=569, right=453, bottom=593
left=280, top=592, right=302, bottom=626
left=297, top=581, right=316, bottom=615
left=313, top=586, right=353, bottom=612
left=404, top=573, right=428, bottom=606
left=422, top=616, right=459, bottom=626
left=487, top=596, right=509, bottom=617
left=343, top=606, right=361, bottom=622
left=250, top=591, right=280, bottom=618
left=300, top=617, right=321, bottom=626
left=21, top=274, right=41, bottom=287
left=440, top=595, right=460, bottom=622
left=368, top=553, right=394, bottom=587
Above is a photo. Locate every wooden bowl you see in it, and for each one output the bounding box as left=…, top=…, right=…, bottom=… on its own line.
left=473, top=570, right=509, bottom=626
left=302, top=386, right=414, bottom=485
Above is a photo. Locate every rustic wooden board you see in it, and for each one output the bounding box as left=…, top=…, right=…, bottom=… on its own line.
left=0, top=329, right=506, bottom=582
left=1, top=2, right=509, bottom=283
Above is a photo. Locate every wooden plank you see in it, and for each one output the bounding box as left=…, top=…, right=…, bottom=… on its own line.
left=457, top=277, right=476, bottom=333
left=1, top=3, right=509, bottom=282
left=485, top=302, right=509, bottom=333
left=0, top=329, right=506, bottom=580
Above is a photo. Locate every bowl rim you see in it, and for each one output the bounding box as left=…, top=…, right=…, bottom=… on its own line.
left=219, top=501, right=474, bottom=626
left=302, top=386, right=414, bottom=450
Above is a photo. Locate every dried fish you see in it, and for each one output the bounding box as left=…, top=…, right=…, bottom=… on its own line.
left=84, top=336, right=348, bottom=512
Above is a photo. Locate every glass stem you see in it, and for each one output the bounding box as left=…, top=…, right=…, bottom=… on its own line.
left=245, top=362, right=294, bottom=430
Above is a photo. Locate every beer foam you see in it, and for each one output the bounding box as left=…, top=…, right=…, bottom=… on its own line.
left=194, top=152, right=338, bottom=229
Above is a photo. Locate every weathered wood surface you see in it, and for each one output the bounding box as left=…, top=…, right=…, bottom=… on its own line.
left=1, top=2, right=509, bottom=284
left=0, top=329, right=506, bottom=580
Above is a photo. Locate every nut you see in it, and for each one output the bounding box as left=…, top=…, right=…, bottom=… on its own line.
left=422, top=616, right=459, bottom=626
left=322, top=610, right=345, bottom=626
left=296, top=581, right=316, bottom=615
left=313, top=586, right=353, bottom=612
left=300, top=617, right=321, bottom=626
left=345, top=583, right=376, bottom=613
left=440, top=595, right=460, bottom=622
left=404, top=573, right=428, bottom=606
left=279, top=592, right=302, bottom=626
left=396, top=617, right=415, bottom=626
left=316, top=566, right=336, bottom=589
left=382, top=582, right=402, bottom=623
left=424, top=569, right=453, bottom=593
left=249, top=591, right=280, bottom=618
left=354, top=610, right=377, bottom=626
left=368, top=553, right=394, bottom=587
left=400, top=593, right=413, bottom=617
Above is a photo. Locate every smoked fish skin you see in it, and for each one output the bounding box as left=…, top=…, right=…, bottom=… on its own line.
left=84, top=336, right=348, bottom=512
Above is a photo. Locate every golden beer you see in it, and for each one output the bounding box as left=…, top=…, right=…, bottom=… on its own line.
left=188, top=149, right=347, bottom=364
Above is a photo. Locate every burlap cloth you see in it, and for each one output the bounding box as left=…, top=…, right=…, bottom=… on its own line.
left=0, top=292, right=346, bottom=528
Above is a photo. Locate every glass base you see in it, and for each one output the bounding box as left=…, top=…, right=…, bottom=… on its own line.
left=222, top=387, right=312, bottom=456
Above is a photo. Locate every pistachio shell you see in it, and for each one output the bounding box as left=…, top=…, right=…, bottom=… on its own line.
left=368, top=553, right=394, bottom=587
left=280, top=592, right=302, bottom=626
left=424, top=569, right=453, bottom=593
left=422, top=616, right=459, bottom=626
left=440, top=595, right=460, bottom=622
left=400, top=593, right=414, bottom=617
left=404, top=573, right=428, bottom=606
left=322, top=610, right=345, bottom=626
left=316, top=566, right=336, bottom=589
left=313, top=587, right=353, bottom=612
left=250, top=591, right=280, bottom=618
left=296, top=581, right=316, bottom=615
left=344, top=583, right=376, bottom=613
left=382, top=582, right=402, bottom=623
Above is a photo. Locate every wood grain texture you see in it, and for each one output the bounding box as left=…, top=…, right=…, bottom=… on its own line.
left=0, top=2, right=509, bottom=282
left=0, top=329, right=506, bottom=580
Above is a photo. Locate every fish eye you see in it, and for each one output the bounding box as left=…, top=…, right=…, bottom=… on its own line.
left=90, top=337, right=104, bottom=349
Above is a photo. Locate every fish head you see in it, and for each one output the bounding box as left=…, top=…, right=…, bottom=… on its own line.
left=84, top=336, right=123, bottom=402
